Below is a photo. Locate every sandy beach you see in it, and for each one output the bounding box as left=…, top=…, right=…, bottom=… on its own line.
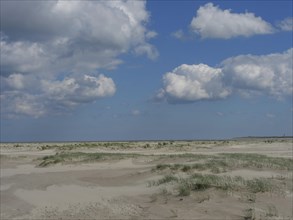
left=1, top=139, right=292, bottom=219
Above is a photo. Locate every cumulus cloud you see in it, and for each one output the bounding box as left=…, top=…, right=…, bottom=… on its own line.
left=156, top=64, right=231, bottom=103
left=277, top=17, right=293, bottom=31
left=2, top=74, right=27, bottom=90
left=190, top=3, right=274, bottom=39
left=1, top=74, right=116, bottom=117
left=42, top=75, right=116, bottom=106
left=0, top=40, right=49, bottom=76
left=1, top=1, right=158, bottom=73
left=0, top=0, right=157, bottom=117
left=221, top=48, right=293, bottom=98
left=157, top=49, right=292, bottom=103
left=134, top=43, right=159, bottom=60
left=1, top=92, right=46, bottom=118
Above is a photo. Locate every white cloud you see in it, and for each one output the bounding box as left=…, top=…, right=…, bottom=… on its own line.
left=1, top=73, right=41, bottom=92
left=171, top=30, right=185, bottom=39
left=1, top=40, right=49, bottom=75
left=42, top=75, right=116, bottom=106
left=134, top=43, right=159, bottom=60
left=146, top=31, right=158, bottom=39
left=1, top=0, right=156, bottom=117
left=1, top=74, right=116, bottom=117
left=2, top=74, right=26, bottom=90
left=1, top=1, right=158, bottom=73
left=277, top=17, right=293, bottom=31
left=190, top=3, right=274, bottom=39
left=157, top=64, right=231, bottom=102
left=0, top=92, right=46, bottom=118
left=221, top=48, right=293, bottom=98
left=157, top=49, right=292, bottom=103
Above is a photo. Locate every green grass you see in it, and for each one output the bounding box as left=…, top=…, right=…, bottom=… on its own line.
left=157, top=174, right=178, bottom=185
left=202, top=153, right=293, bottom=172
left=153, top=153, right=293, bottom=173
left=37, top=142, right=138, bottom=151
left=148, top=174, right=178, bottom=186
left=181, top=165, right=192, bottom=172
left=246, top=178, right=274, bottom=193
left=151, top=153, right=290, bottom=197
left=183, top=174, right=274, bottom=194
left=151, top=173, right=275, bottom=196
left=243, top=208, right=255, bottom=220
left=156, top=164, right=171, bottom=170
left=166, top=153, right=211, bottom=160
left=36, top=141, right=197, bottom=151
left=38, top=152, right=140, bottom=167
left=178, top=184, right=191, bottom=196
left=220, top=153, right=293, bottom=170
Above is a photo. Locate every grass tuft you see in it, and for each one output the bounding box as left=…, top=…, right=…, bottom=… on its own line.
left=178, top=183, right=191, bottom=196
left=181, top=165, right=191, bottom=172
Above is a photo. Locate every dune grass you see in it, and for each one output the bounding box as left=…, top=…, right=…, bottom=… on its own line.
left=151, top=153, right=291, bottom=198
left=148, top=174, right=178, bottom=187
left=153, top=153, right=293, bottom=173
left=220, top=153, right=293, bottom=170
left=152, top=173, right=275, bottom=196
left=38, top=152, right=140, bottom=167
left=37, top=142, right=139, bottom=151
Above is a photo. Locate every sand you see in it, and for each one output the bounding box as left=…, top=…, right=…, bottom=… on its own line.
left=1, top=139, right=292, bottom=219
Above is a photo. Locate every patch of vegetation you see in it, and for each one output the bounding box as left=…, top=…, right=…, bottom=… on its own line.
left=160, top=187, right=171, bottom=196
left=0, top=154, right=8, bottom=159
left=243, top=208, right=256, bottom=220
left=178, top=183, right=191, bottom=196
left=164, top=153, right=211, bottom=160
left=38, top=152, right=139, bottom=167
left=156, top=174, right=179, bottom=185
left=37, top=142, right=142, bottom=151
left=187, top=173, right=240, bottom=191
left=194, top=158, right=229, bottom=173
left=148, top=174, right=178, bottom=186
left=150, top=173, right=275, bottom=196
left=13, top=144, right=23, bottom=148
left=188, top=174, right=273, bottom=193
left=153, top=153, right=293, bottom=174
left=242, top=193, right=256, bottom=203
left=220, top=153, right=293, bottom=170
left=265, top=205, right=278, bottom=217
left=246, top=178, right=273, bottom=193
left=172, top=164, right=182, bottom=170
left=181, top=165, right=192, bottom=172
left=156, top=164, right=171, bottom=170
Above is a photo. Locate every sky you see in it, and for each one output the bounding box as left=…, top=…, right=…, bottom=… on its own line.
left=0, top=0, right=292, bottom=142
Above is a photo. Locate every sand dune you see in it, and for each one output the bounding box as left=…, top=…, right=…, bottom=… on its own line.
left=1, top=139, right=292, bottom=219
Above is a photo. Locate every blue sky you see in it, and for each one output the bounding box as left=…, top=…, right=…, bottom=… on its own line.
left=1, top=0, right=292, bottom=142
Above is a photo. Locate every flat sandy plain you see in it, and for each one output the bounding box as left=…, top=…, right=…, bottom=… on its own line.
left=1, top=138, right=292, bottom=219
